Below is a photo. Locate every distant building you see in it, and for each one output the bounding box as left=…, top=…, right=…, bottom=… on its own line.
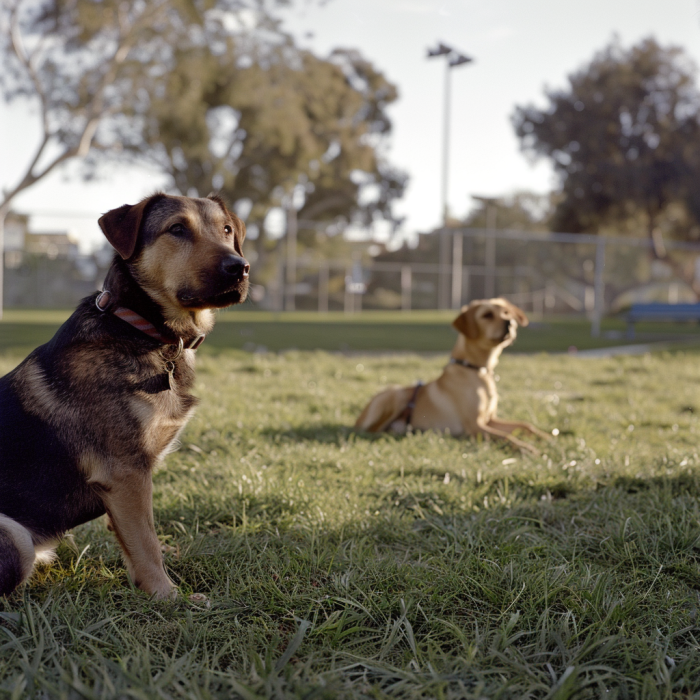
left=3, top=214, right=108, bottom=308
left=4, top=213, right=29, bottom=250
left=24, top=231, right=79, bottom=260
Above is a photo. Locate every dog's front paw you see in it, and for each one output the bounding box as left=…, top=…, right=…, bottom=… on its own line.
left=150, top=582, right=178, bottom=600
left=134, top=573, right=177, bottom=600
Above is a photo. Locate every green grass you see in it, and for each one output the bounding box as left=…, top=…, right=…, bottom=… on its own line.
left=2, top=308, right=700, bottom=354
left=3, top=344, right=700, bottom=697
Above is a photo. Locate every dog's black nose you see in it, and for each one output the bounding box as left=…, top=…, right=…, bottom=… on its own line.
left=220, top=254, right=250, bottom=279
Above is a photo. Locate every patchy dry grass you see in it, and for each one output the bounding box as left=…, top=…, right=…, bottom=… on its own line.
left=2, top=347, right=700, bottom=698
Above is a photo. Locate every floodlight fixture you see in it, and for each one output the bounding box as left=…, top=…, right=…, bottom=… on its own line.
left=427, top=42, right=452, bottom=57
left=449, top=53, right=473, bottom=68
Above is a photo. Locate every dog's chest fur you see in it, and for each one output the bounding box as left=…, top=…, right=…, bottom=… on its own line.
left=10, top=301, right=199, bottom=475
left=128, top=351, right=198, bottom=461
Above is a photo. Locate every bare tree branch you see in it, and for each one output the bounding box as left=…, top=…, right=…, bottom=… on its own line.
left=9, top=0, right=49, bottom=134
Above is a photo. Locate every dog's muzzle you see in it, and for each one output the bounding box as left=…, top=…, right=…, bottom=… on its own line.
left=501, top=320, right=515, bottom=341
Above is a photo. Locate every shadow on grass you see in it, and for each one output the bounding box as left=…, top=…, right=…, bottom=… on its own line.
left=259, top=422, right=428, bottom=444
left=611, top=471, right=700, bottom=496
left=10, top=471, right=700, bottom=698
left=261, top=423, right=354, bottom=444
left=260, top=422, right=477, bottom=445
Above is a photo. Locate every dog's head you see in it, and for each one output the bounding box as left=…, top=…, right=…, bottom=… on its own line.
left=452, top=298, right=528, bottom=348
left=98, top=193, right=249, bottom=313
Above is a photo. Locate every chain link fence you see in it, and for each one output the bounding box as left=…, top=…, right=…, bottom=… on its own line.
left=263, top=228, right=700, bottom=334
left=5, top=229, right=700, bottom=337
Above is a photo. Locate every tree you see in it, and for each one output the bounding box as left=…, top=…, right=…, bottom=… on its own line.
left=0, top=0, right=286, bottom=316
left=1, top=0, right=405, bottom=313
left=513, top=37, right=700, bottom=254
left=464, top=192, right=553, bottom=232
left=134, top=40, right=407, bottom=249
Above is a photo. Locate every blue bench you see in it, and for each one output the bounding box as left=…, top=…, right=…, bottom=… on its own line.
left=626, top=303, right=700, bottom=339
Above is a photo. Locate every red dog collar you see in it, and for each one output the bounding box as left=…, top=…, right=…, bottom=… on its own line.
left=96, top=291, right=205, bottom=350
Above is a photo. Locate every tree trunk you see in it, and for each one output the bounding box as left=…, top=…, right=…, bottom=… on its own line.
left=647, top=206, right=700, bottom=300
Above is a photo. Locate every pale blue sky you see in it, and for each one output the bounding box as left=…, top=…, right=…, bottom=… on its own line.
left=2, top=0, right=700, bottom=250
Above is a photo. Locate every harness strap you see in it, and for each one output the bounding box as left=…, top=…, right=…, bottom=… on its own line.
left=394, top=381, right=423, bottom=430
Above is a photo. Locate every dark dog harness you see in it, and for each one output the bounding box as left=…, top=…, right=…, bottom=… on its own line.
left=394, top=358, right=487, bottom=430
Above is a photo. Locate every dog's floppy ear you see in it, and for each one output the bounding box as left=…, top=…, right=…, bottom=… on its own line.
left=98, top=196, right=157, bottom=259
left=234, top=214, right=246, bottom=242
left=503, top=299, right=529, bottom=327
left=453, top=302, right=481, bottom=339
left=208, top=194, right=246, bottom=242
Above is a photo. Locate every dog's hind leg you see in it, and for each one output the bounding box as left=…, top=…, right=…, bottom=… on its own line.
left=0, top=515, right=36, bottom=596
left=355, top=389, right=410, bottom=433
left=488, top=418, right=552, bottom=442
left=355, top=396, right=392, bottom=432
left=476, top=422, right=540, bottom=455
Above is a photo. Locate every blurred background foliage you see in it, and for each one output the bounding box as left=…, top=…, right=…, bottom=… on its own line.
left=4, top=3, right=700, bottom=311
left=0, top=0, right=406, bottom=279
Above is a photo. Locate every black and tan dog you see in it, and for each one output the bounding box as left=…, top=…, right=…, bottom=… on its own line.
left=0, top=193, right=249, bottom=598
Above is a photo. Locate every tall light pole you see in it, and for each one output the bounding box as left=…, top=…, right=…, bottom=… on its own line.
left=427, top=42, right=473, bottom=226
left=428, top=43, right=473, bottom=309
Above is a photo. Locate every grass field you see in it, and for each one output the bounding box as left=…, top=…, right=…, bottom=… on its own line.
left=2, top=308, right=700, bottom=355
left=3, top=333, right=700, bottom=697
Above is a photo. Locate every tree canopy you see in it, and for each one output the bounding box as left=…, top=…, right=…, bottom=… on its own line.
left=0, top=0, right=274, bottom=208
left=0, top=0, right=407, bottom=310
left=513, top=37, right=700, bottom=248
left=1, top=0, right=253, bottom=312
left=463, top=192, right=552, bottom=232
left=135, top=40, right=406, bottom=237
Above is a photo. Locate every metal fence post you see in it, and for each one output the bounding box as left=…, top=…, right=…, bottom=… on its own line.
left=545, top=281, right=556, bottom=311
left=534, top=289, right=544, bottom=318
left=275, top=261, right=285, bottom=311
left=451, top=232, right=463, bottom=309
left=318, top=262, right=329, bottom=313
left=401, top=265, right=412, bottom=311
left=438, top=229, right=449, bottom=309
left=484, top=231, right=496, bottom=298
left=344, top=264, right=353, bottom=314
left=285, top=203, right=297, bottom=311
left=591, top=237, right=606, bottom=337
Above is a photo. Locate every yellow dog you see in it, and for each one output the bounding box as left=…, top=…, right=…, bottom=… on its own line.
left=355, top=298, right=550, bottom=453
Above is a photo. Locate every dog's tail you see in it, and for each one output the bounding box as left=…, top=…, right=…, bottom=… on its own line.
left=0, top=515, right=36, bottom=596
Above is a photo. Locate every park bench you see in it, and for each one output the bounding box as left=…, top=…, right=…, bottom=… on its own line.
left=626, top=302, right=700, bottom=339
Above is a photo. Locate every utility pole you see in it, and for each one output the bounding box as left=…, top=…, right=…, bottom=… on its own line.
left=451, top=231, right=463, bottom=309
left=428, top=43, right=473, bottom=309
left=427, top=43, right=473, bottom=226
left=285, top=196, right=298, bottom=312
left=591, top=237, right=606, bottom=337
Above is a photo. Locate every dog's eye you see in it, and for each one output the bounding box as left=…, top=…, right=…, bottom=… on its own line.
left=483, top=311, right=494, bottom=319
left=169, top=223, right=187, bottom=236
left=224, top=225, right=233, bottom=235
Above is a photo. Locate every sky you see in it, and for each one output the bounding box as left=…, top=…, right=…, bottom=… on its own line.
left=2, top=0, right=700, bottom=251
